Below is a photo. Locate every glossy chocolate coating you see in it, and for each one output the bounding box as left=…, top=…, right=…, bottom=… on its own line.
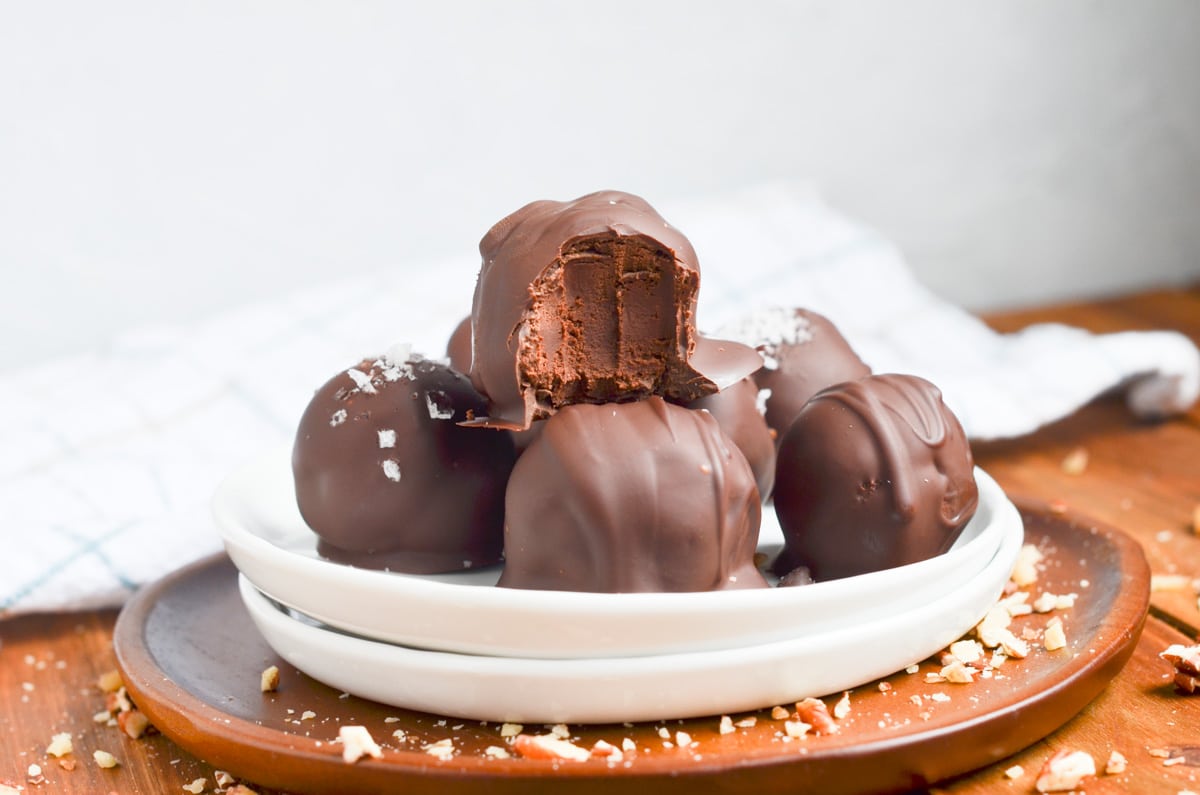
left=725, top=308, right=871, bottom=440
left=445, top=315, right=473, bottom=374
left=687, top=377, right=776, bottom=500
left=446, top=314, right=543, bottom=453
left=468, top=190, right=761, bottom=430
left=772, top=374, right=978, bottom=581
left=500, top=397, right=767, bottom=593
left=292, top=351, right=516, bottom=573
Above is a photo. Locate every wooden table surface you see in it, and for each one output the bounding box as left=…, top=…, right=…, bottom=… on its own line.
left=2, top=286, right=1198, bottom=794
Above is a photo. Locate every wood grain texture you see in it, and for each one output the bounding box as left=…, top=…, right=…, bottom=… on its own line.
left=2, top=285, right=1199, bottom=794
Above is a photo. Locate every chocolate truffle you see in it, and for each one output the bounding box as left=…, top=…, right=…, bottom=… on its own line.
left=292, top=346, right=516, bottom=573
left=500, top=397, right=767, bottom=593
left=723, top=307, right=871, bottom=440
left=468, top=190, right=761, bottom=430
left=772, top=373, right=978, bottom=581
left=447, top=314, right=544, bottom=453
left=687, top=377, right=776, bottom=499
left=445, top=315, right=473, bottom=374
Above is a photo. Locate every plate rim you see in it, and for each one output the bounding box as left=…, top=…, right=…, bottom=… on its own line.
left=114, top=502, right=1150, bottom=794
left=214, top=447, right=1014, bottom=657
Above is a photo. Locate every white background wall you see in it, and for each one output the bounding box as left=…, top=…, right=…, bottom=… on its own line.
left=3, top=1, right=1199, bottom=371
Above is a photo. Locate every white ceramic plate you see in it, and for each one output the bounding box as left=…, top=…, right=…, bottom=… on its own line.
left=215, top=448, right=1018, bottom=659
left=239, top=508, right=1021, bottom=724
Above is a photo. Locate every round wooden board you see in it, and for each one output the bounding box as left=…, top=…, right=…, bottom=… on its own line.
left=113, top=505, right=1149, bottom=795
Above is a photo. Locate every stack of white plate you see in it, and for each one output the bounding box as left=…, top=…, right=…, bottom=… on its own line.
left=213, top=450, right=1023, bottom=723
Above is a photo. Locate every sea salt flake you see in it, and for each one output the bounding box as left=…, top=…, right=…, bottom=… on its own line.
left=717, top=307, right=814, bottom=370
left=425, top=391, right=455, bottom=420
left=382, top=459, right=402, bottom=482
left=346, top=368, right=378, bottom=394
left=330, top=409, right=347, bottom=427
left=377, top=429, right=397, bottom=448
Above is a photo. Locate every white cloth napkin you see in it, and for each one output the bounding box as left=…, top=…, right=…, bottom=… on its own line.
left=2, top=183, right=1196, bottom=616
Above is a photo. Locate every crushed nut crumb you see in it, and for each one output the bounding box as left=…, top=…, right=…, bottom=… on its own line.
left=1163, top=643, right=1200, bottom=694
left=182, top=778, right=207, bottom=794
left=46, top=732, right=73, bottom=757
left=1011, top=544, right=1044, bottom=587
left=118, top=709, right=152, bottom=739
left=1036, top=749, right=1095, bottom=792
left=338, top=726, right=383, bottom=764
left=512, top=733, right=591, bottom=762
left=97, top=670, right=123, bottom=693
left=422, top=738, right=455, bottom=760
left=832, top=691, right=851, bottom=719
left=500, top=722, right=524, bottom=738
left=795, top=698, right=838, bottom=734
left=783, top=720, right=811, bottom=739
left=1105, top=750, right=1127, bottom=775
left=93, top=750, right=119, bottom=769
left=1151, top=574, right=1193, bottom=592
left=260, top=665, right=280, bottom=693
left=718, top=715, right=735, bottom=735
left=940, top=661, right=975, bottom=684
left=1004, top=764, right=1023, bottom=779
left=1061, top=447, right=1088, bottom=475
left=1043, top=617, right=1068, bottom=651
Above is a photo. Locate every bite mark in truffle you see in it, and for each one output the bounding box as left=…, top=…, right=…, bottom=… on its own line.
left=468, top=191, right=760, bottom=430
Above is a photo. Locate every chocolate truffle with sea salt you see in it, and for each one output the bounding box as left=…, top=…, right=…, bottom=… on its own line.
left=772, top=373, right=978, bottom=581
left=467, top=190, right=762, bottom=430
left=500, top=397, right=767, bottom=593
left=292, top=347, right=516, bottom=573
left=723, top=307, right=871, bottom=441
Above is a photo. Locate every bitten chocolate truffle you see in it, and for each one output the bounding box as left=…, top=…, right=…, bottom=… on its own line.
left=468, top=190, right=761, bottom=430
left=772, top=373, right=978, bottom=581
left=723, top=307, right=871, bottom=440
left=292, top=347, right=516, bottom=573
left=687, top=377, right=776, bottom=499
left=499, top=397, right=768, bottom=593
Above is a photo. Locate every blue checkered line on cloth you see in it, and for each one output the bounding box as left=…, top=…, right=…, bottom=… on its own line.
left=2, top=183, right=1196, bottom=615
